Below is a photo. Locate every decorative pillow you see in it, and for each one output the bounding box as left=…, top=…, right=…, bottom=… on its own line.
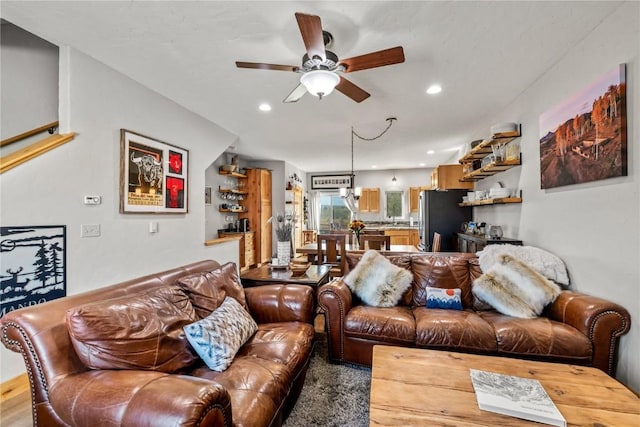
left=67, top=286, right=198, bottom=372
left=426, top=288, right=463, bottom=310
left=477, top=244, right=570, bottom=286
left=176, top=262, right=247, bottom=319
left=472, top=254, right=562, bottom=318
left=343, top=250, right=413, bottom=307
left=183, top=296, right=258, bottom=372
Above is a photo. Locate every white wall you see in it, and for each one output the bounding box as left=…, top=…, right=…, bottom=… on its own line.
left=0, top=46, right=238, bottom=382
left=461, top=2, right=639, bottom=391
left=0, top=22, right=58, bottom=148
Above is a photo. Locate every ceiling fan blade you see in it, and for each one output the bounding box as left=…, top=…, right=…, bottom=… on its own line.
left=295, top=12, right=326, bottom=62
left=283, top=83, right=308, bottom=103
left=339, top=46, right=405, bottom=73
left=236, top=61, right=299, bottom=72
left=335, top=76, right=370, bottom=103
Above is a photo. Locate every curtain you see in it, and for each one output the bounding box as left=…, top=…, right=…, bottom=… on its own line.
left=308, top=191, right=321, bottom=231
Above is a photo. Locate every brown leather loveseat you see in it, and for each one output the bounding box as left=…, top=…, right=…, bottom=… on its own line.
left=318, top=252, right=631, bottom=375
left=1, top=260, right=316, bottom=427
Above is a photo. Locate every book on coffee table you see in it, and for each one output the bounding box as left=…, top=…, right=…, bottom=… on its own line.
left=470, top=369, right=566, bottom=427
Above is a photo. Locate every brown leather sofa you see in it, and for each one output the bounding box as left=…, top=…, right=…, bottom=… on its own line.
left=1, top=260, right=315, bottom=427
left=318, top=252, right=631, bottom=376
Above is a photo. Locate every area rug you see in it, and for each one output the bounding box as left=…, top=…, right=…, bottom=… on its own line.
left=284, top=334, right=371, bottom=427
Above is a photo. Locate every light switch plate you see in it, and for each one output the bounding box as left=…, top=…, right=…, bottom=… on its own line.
left=84, top=195, right=102, bottom=205
left=81, top=224, right=101, bottom=237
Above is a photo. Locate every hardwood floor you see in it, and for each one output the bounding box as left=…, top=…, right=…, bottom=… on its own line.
left=0, top=314, right=327, bottom=426
left=1, top=389, right=32, bottom=426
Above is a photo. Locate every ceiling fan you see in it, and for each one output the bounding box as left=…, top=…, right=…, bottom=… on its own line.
left=236, top=12, right=405, bottom=103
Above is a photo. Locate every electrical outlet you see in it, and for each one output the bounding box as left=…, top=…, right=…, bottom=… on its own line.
left=81, top=224, right=101, bottom=237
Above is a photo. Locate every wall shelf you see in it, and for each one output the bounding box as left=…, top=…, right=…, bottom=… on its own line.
left=218, top=188, right=248, bottom=195
left=458, top=131, right=521, bottom=163
left=218, top=170, right=247, bottom=179
left=219, top=207, right=247, bottom=213
left=459, top=158, right=522, bottom=182
left=458, top=197, right=522, bottom=207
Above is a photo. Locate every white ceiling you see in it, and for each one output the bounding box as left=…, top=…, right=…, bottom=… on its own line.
left=1, top=1, right=623, bottom=172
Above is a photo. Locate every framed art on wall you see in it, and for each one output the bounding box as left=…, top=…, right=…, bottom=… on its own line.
left=120, top=129, right=189, bottom=213
left=1, top=225, right=66, bottom=317
left=539, top=64, right=627, bottom=189
left=311, top=174, right=353, bottom=190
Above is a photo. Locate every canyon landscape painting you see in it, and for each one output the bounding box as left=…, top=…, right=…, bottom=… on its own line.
left=539, top=64, right=627, bottom=189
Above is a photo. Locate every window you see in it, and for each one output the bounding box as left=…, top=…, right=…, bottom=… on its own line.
left=319, top=193, right=350, bottom=231
left=385, top=191, right=403, bottom=218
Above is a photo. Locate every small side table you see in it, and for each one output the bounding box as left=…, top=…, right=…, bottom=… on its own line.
left=240, top=263, right=331, bottom=289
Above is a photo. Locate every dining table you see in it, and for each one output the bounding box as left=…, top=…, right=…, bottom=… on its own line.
left=296, top=242, right=420, bottom=263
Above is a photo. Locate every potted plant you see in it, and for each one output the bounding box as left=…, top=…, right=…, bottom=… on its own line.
left=348, top=219, right=365, bottom=248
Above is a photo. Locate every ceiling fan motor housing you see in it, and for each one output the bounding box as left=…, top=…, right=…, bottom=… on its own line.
left=302, top=50, right=339, bottom=71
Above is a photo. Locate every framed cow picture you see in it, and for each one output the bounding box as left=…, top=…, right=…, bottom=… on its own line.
left=120, top=129, right=189, bottom=214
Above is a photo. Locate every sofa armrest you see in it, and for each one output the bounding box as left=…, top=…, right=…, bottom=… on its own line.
left=48, top=370, right=231, bottom=427
left=547, top=290, right=631, bottom=375
left=317, top=279, right=354, bottom=362
left=244, top=284, right=315, bottom=324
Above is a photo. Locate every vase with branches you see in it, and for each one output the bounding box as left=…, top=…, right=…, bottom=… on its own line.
left=271, top=212, right=296, bottom=265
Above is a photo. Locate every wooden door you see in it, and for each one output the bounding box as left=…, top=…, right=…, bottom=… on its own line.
left=259, top=169, right=272, bottom=264
left=384, top=229, right=410, bottom=245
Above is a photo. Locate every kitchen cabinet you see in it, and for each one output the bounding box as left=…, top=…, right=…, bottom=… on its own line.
left=429, top=165, right=473, bottom=190
left=409, top=187, right=420, bottom=213
left=384, top=228, right=419, bottom=246
left=359, top=188, right=380, bottom=213
left=218, top=231, right=255, bottom=270
left=239, top=168, right=272, bottom=265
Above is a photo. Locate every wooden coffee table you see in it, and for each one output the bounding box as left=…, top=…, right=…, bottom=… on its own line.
left=370, top=346, right=640, bottom=426
left=240, top=263, right=331, bottom=288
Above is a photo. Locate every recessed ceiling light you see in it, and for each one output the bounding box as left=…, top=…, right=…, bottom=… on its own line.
left=419, top=163, right=426, bottom=167
left=426, top=84, right=442, bottom=95
left=427, top=150, right=435, bottom=155
left=371, top=165, right=378, bottom=169
left=258, top=103, right=272, bottom=112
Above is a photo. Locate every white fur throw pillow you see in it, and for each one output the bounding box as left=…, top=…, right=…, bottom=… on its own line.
left=472, top=254, right=561, bottom=318
left=477, top=244, right=569, bottom=286
left=343, top=250, right=413, bottom=307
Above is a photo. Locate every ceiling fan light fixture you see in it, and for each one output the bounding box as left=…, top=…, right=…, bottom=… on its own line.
left=300, top=70, right=340, bottom=99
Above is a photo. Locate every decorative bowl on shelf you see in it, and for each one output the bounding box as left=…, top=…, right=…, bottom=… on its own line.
left=220, top=164, right=238, bottom=172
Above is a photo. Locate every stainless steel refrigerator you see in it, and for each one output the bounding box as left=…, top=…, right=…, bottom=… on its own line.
left=418, top=190, right=472, bottom=251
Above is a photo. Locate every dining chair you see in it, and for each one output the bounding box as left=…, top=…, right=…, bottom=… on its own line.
left=360, top=234, right=391, bottom=250
left=316, top=234, right=347, bottom=278
left=432, top=232, right=442, bottom=252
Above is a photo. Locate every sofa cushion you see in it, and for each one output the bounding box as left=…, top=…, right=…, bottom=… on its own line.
left=66, top=285, right=198, bottom=372
left=237, top=322, right=315, bottom=374
left=411, top=254, right=474, bottom=308
left=478, top=311, right=592, bottom=363
left=413, top=307, right=496, bottom=353
left=345, top=305, right=416, bottom=343
left=426, top=287, right=463, bottom=310
left=343, top=250, right=413, bottom=307
left=472, top=254, right=562, bottom=318
left=176, top=261, right=247, bottom=318
left=184, top=296, right=258, bottom=372
left=190, top=355, right=293, bottom=427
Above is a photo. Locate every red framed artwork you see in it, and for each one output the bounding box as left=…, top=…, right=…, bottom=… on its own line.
left=120, top=129, right=189, bottom=213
